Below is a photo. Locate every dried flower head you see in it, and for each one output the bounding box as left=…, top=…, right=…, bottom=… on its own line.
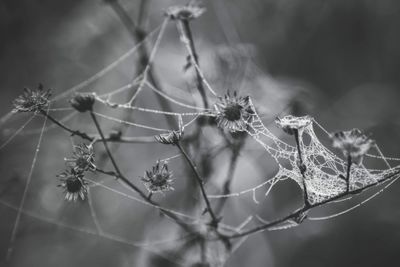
left=12, top=84, right=51, bottom=113
left=70, top=93, right=95, bottom=112
left=330, top=128, right=375, bottom=165
left=141, top=161, right=174, bottom=194
left=64, top=144, right=96, bottom=172
left=214, top=91, right=254, bottom=132
left=155, top=130, right=182, bottom=145
left=275, top=115, right=312, bottom=135
left=165, top=4, right=205, bottom=20
left=57, top=168, right=88, bottom=201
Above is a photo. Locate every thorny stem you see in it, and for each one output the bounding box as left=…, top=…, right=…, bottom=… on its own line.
left=176, top=142, right=218, bottom=227
left=294, top=129, right=310, bottom=207
left=346, top=155, right=352, bottom=193
left=177, top=19, right=209, bottom=109
left=226, top=167, right=400, bottom=239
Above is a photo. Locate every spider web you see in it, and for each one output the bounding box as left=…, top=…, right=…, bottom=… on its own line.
left=0, top=17, right=242, bottom=265
left=1, top=6, right=400, bottom=266
left=208, top=98, right=400, bottom=223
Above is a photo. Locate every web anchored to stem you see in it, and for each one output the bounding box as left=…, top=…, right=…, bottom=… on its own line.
left=2, top=2, right=400, bottom=266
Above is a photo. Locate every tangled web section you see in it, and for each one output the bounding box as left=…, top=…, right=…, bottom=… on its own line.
left=241, top=98, right=399, bottom=205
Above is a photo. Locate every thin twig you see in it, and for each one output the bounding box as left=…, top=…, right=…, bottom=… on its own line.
left=176, top=19, right=209, bottom=108
left=176, top=142, right=218, bottom=227
left=40, top=109, right=157, bottom=144
left=215, top=139, right=244, bottom=214
left=40, top=110, right=93, bottom=141
left=346, top=155, right=352, bottom=193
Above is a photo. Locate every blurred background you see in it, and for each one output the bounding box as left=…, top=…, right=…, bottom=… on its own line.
left=1, top=0, right=400, bottom=266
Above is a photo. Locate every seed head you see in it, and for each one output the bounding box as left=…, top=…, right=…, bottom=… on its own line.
left=57, top=168, right=88, bottom=201
left=275, top=115, right=312, bottom=135
left=70, top=93, right=95, bottom=112
left=12, top=84, right=51, bottom=113
left=141, top=160, right=174, bottom=194
left=165, top=4, right=205, bottom=21
left=330, top=128, right=375, bottom=165
left=214, top=91, right=254, bottom=132
left=64, top=144, right=96, bottom=172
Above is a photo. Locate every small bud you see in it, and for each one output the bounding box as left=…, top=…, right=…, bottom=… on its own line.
left=70, top=93, right=95, bottom=112
left=289, top=211, right=308, bottom=225
left=155, top=130, right=182, bottom=145
left=108, top=130, right=122, bottom=141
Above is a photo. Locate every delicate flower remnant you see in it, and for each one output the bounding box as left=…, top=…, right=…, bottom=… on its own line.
left=275, top=115, right=312, bottom=135
left=70, top=93, right=95, bottom=112
left=214, top=91, right=254, bottom=132
left=141, top=161, right=174, bottom=194
left=64, top=144, right=96, bottom=172
left=155, top=130, right=182, bottom=145
left=276, top=115, right=313, bottom=206
left=12, top=84, right=51, bottom=113
left=166, top=4, right=205, bottom=21
left=331, top=128, right=375, bottom=165
left=57, top=168, right=88, bottom=201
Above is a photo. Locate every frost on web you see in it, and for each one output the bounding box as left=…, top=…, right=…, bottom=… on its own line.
left=243, top=98, right=389, bottom=205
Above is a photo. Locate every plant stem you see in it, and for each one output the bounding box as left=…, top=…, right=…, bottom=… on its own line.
left=40, top=109, right=156, bottom=144
left=176, top=142, right=218, bottom=227
left=346, top=155, right=352, bottom=193
left=40, top=110, right=93, bottom=141
left=177, top=19, right=209, bottom=109
left=293, top=129, right=310, bottom=206
left=215, top=140, right=243, bottom=214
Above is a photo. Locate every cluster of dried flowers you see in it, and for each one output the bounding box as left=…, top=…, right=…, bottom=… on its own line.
left=58, top=144, right=95, bottom=201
